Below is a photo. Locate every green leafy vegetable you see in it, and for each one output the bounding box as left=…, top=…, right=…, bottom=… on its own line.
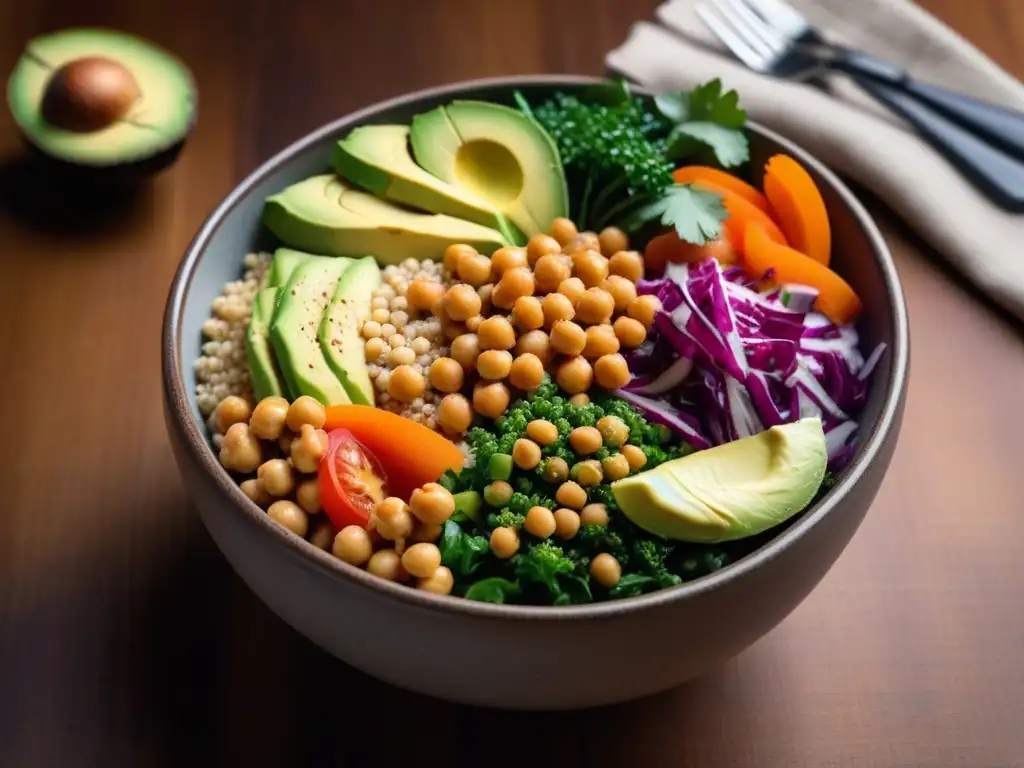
left=657, top=78, right=750, bottom=168
left=439, top=520, right=490, bottom=578
left=624, top=184, right=728, bottom=245
left=465, top=578, right=520, bottom=604
left=514, top=540, right=577, bottom=598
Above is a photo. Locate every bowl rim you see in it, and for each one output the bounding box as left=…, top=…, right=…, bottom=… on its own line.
left=163, top=74, right=909, bottom=621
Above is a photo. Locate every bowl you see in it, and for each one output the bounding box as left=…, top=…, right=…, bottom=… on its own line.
left=162, top=75, right=909, bottom=711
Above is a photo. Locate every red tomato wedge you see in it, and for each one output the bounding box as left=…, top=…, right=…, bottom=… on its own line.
left=319, top=428, right=388, bottom=530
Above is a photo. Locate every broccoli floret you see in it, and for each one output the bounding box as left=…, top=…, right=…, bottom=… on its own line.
left=507, top=492, right=531, bottom=515
left=531, top=399, right=552, bottom=419
left=576, top=524, right=628, bottom=561
left=514, top=540, right=576, bottom=596
left=568, top=402, right=604, bottom=427
left=497, top=434, right=516, bottom=455
left=633, top=539, right=682, bottom=588
left=467, top=427, right=498, bottom=466
left=554, top=418, right=572, bottom=436
left=528, top=493, right=557, bottom=511
left=492, top=509, right=525, bottom=528
left=595, top=446, right=610, bottom=461
left=498, top=410, right=529, bottom=438
left=532, top=376, right=558, bottom=402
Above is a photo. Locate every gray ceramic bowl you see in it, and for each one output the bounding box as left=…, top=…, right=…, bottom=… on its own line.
left=162, top=75, right=909, bottom=711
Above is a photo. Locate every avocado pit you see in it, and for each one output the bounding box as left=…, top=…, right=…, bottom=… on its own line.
left=41, top=56, right=141, bottom=133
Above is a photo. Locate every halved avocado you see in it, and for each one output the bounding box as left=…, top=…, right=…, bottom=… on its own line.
left=6, top=28, right=196, bottom=174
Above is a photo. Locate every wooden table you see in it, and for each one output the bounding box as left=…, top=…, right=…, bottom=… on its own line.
left=2, top=1, right=1021, bottom=765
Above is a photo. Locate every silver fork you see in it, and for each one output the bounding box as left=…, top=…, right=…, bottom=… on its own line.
left=696, top=0, right=1024, bottom=212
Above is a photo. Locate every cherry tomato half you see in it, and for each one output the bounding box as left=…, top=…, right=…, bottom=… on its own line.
left=318, top=428, right=388, bottom=530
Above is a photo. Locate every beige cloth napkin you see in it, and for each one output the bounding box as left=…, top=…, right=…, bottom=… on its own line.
left=606, top=0, right=1024, bottom=321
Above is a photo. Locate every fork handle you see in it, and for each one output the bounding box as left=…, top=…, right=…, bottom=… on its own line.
left=852, top=76, right=1024, bottom=212
left=833, top=51, right=1024, bottom=161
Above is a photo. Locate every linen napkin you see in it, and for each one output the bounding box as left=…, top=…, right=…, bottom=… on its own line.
left=606, top=0, right=1024, bottom=321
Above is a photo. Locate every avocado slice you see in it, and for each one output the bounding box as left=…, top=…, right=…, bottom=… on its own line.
left=333, top=125, right=526, bottom=246
left=7, top=28, right=196, bottom=170
left=268, top=247, right=314, bottom=289
left=410, top=100, right=569, bottom=239
left=318, top=256, right=381, bottom=405
left=262, top=174, right=510, bottom=264
left=269, top=255, right=354, bottom=406
left=611, top=418, right=828, bottom=544
left=246, top=287, right=286, bottom=401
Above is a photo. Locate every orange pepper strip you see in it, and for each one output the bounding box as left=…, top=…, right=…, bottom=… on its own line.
left=762, top=154, right=832, bottom=266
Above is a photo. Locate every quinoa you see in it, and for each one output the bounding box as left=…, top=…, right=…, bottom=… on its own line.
left=194, top=252, right=271, bottom=417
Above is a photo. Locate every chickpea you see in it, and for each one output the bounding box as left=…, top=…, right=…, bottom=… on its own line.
left=444, top=243, right=477, bottom=273
left=558, top=276, right=586, bottom=306
left=462, top=314, right=482, bottom=332
left=456, top=252, right=493, bottom=287
left=268, top=500, right=309, bottom=537
left=495, top=266, right=535, bottom=307
left=257, top=458, right=295, bottom=497
left=450, top=333, right=481, bottom=370
left=390, top=346, right=416, bottom=367
left=484, top=480, right=514, bottom=508
left=574, top=250, right=610, bottom=288
left=596, top=415, right=630, bottom=446
left=296, top=477, right=322, bottom=514
left=249, top=396, right=289, bottom=440
left=582, top=324, right=620, bottom=359
left=366, top=549, right=409, bottom=581
left=516, top=330, right=552, bottom=364
left=550, top=320, right=587, bottom=357
left=542, top=292, right=576, bottom=328
left=491, top=247, right=528, bottom=277
left=417, top=565, right=455, bottom=595
left=361, top=320, right=383, bottom=339
left=625, top=295, right=660, bottom=330
left=511, top=295, right=544, bottom=331
left=580, top=503, right=610, bottom=527
left=309, top=519, right=336, bottom=551
left=594, top=353, right=631, bottom=390
left=291, top=424, right=329, bottom=473
left=478, top=315, right=516, bottom=350
left=555, top=481, right=587, bottom=510
left=550, top=216, right=578, bottom=245
left=473, top=381, right=511, bottom=419
left=602, top=453, right=631, bottom=481
left=429, top=357, right=465, bottom=393
left=569, top=426, right=602, bottom=455
left=401, top=542, right=442, bottom=579
left=524, top=506, right=557, bottom=539
left=388, top=365, right=426, bottom=402
left=590, top=553, right=621, bottom=588
left=284, top=395, right=326, bottom=432
left=407, top=277, right=444, bottom=312
left=214, top=395, right=252, bottom=435
left=526, top=419, right=558, bottom=446
left=621, top=444, right=647, bottom=471
left=377, top=496, right=409, bottom=521
left=444, top=284, right=482, bottom=321
left=437, top=393, right=473, bottom=434
left=478, top=283, right=495, bottom=312
left=576, top=288, right=615, bottom=325
left=477, top=349, right=513, bottom=380
left=220, top=422, right=262, bottom=473
left=411, top=520, right=444, bottom=543
left=569, top=393, right=590, bottom=407
left=565, top=232, right=600, bottom=254
left=409, top=482, right=455, bottom=524
left=509, top=353, right=545, bottom=391
left=553, top=508, right=581, bottom=540
left=602, top=275, right=638, bottom=312
left=490, top=527, right=520, bottom=559
left=613, top=316, right=647, bottom=349
left=533, top=253, right=571, bottom=293
left=431, top=296, right=448, bottom=319
left=609, top=250, right=645, bottom=283
left=239, top=478, right=271, bottom=506
left=442, top=318, right=468, bottom=341
left=512, top=438, right=542, bottom=470
left=365, top=336, right=387, bottom=362
left=375, top=506, right=413, bottom=540
left=572, top=460, right=603, bottom=486
left=542, top=456, right=570, bottom=483
left=527, top=233, right=562, bottom=265
left=555, top=356, right=593, bottom=395
left=598, top=226, right=629, bottom=256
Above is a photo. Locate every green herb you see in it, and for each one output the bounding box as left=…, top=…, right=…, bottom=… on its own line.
left=439, top=520, right=490, bottom=578
left=624, top=184, right=728, bottom=246
left=655, top=78, right=749, bottom=168
left=465, top=578, right=520, bottom=604
left=514, top=540, right=577, bottom=598
left=608, top=573, right=657, bottom=598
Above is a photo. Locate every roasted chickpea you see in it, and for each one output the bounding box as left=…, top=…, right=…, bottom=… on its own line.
left=512, top=438, right=542, bottom=470
left=437, top=393, right=473, bottom=434
left=361, top=320, right=383, bottom=339
left=626, top=294, right=661, bottom=329
left=590, top=553, right=621, bottom=588
left=220, top=422, right=262, bottom=473
left=308, top=519, right=336, bottom=551
left=576, top=288, right=615, bottom=325
left=450, top=333, right=481, bottom=370
left=365, top=336, right=387, bottom=362
left=465, top=314, right=483, bottom=333
left=553, top=508, right=581, bottom=540
left=478, top=283, right=495, bottom=312
left=565, top=232, right=600, bottom=254
left=534, top=253, right=571, bottom=293
left=430, top=357, right=465, bottom=393
left=484, top=480, right=514, bottom=508
left=375, top=506, right=414, bottom=541
left=555, top=481, right=587, bottom=510
left=442, top=317, right=468, bottom=340
left=456, top=252, right=493, bottom=287
left=609, top=250, right=644, bottom=283
left=621, top=444, right=647, bottom=471
left=512, top=295, right=544, bottom=330
left=574, top=250, right=610, bottom=288
left=550, top=216, right=578, bottom=245
left=366, top=549, right=409, bottom=581
left=555, top=356, right=593, bottom=395
left=526, top=419, right=558, bottom=446
left=407, top=277, right=445, bottom=312
left=411, top=520, right=444, bottom=543
left=542, top=456, right=570, bottom=483
left=490, top=527, right=520, bottom=559
left=602, top=453, right=631, bottom=481
left=239, top=478, right=271, bottom=506
left=495, top=266, right=535, bottom=306
left=214, top=395, right=252, bottom=435
left=594, top=353, right=631, bottom=389
left=509, top=353, right=545, bottom=391
left=596, top=415, right=629, bottom=446
left=249, top=396, right=289, bottom=440
left=527, top=233, right=562, bottom=265
left=286, top=395, right=327, bottom=432
left=580, top=503, right=610, bottom=527
left=558, top=276, right=586, bottom=306
left=477, top=349, right=513, bottom=380
left=569, top=393, right=590, bottom=407
left=388, top=365, right=426, bottom=403
left=572, top=459, right=603, bottom=486
left=289, top=424, right=329, bottom=473
left=524, top=506, right=557, bottom=539
left=516, top=330, right=551, bottom=364
left=376, top=496, right=409, bottom=521
left=598, top=226, right=629, bottom=256
left=417, top=565, right=454, bottom=595
left=443, top=283, right=482, bottom=321
left=410, top=482, right=456, bottom=525
left=542, top=292, right=576, bottom=328
left=296, top=477, right=322, bottom=514
left=613, top=316, right=647, bottom=349
left=430, top=296, right=448, bottom=320
left=268, top=500, right=309, bottom=537
left=582, top=324, right=620, bottom=359
left=602, top=275, right=638, bottom=312
left=549, top=320, right=587, bottom=356
left=490, top=247, right=528, bottom=277
left=401, top=542, right=442, bottom=579
left=473, top=381, right=511, bottom=419
left=444, top=243, right=477, bottom=274
left=569, top=426, right=602, bottom=455
left=478, top=315, right=516, bottom=350
left=257, top=458, right=295, bottom=497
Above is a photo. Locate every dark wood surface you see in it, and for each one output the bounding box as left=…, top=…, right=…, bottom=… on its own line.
left=2, top=1, right=1022, bottom=765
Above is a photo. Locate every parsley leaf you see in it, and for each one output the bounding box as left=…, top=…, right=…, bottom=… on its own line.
left=656, top=78, right=749, bottom=167
left=439, top=520, right=490, bottom=578
left=669, top=122, right=749, bottom=168
left=624, top=184, right=728, bottom=244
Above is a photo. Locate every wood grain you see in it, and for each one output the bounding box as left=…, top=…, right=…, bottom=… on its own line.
left=1, top=1, right=1022, bottom=766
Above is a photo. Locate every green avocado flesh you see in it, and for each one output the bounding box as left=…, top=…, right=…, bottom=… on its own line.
left=318, top=256, right=381, bottom=405
left=612, top=418, right=828, bottom=544
left=262, top=174, right=510, bottom=264
left=246, top=287, right=285, bottom=401
left=410, top=100, right=568, bottom=238
left=7, top=28, right=196, bottom=165
left=267, top=247, right=314, bottom=288
left=333, top=125, right=525, bottom=246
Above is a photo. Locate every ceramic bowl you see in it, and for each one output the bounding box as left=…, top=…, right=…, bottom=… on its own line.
left=162, top=75, right=909, bottom=711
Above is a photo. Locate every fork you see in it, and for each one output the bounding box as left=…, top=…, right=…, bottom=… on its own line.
left=696, top=0, right=1024, bottom=211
